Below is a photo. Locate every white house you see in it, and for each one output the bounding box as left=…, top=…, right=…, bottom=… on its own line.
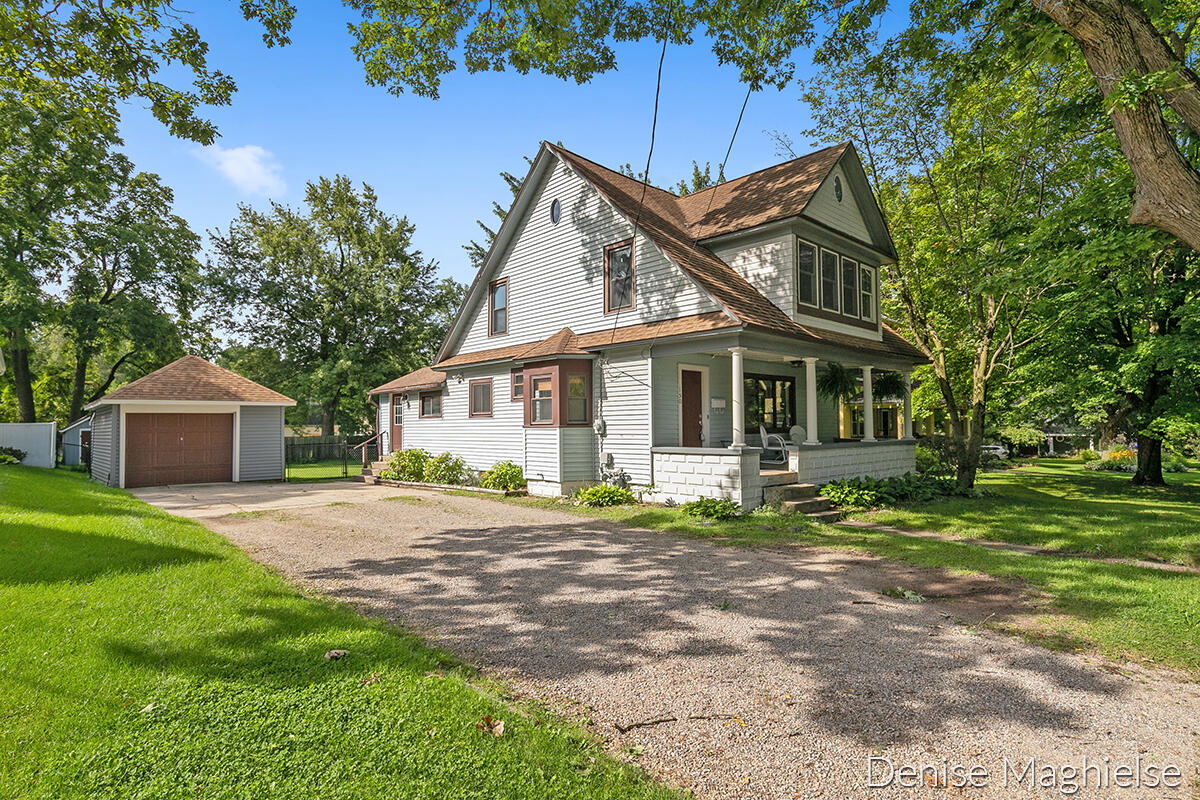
left=369, top=142, right=925, bottom=509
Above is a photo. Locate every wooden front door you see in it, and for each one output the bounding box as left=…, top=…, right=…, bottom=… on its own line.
left=390, top=393, right=403, bottom=452
left=124, top=413, right=234, bottom=488
left=680, top=369, right=704, bottom=447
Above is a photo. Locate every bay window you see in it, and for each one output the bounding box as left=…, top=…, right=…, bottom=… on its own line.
left=531, top=376, right=553, bottom=423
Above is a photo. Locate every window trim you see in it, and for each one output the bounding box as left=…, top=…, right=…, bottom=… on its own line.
left=468, top=378, right=493, bottom=418
left=859, top=264, right=876, bottom=322
left=603, top=239, right=636, bottom=314
left=566, top=372, right=590, bottom=424
left=510, top=369, right=524, bottom=401
left=392, top=395, right=403, bottom=425
left=819, top=248, right=841, bottom=313
left=418, top=390, right=442, bottom=419
left=795, top=238, right=819, bottom=310
left=529, top=373, right=555, bottom=425
left=840, top=256, right=859, bottom=317
left=488, top=278, right=508, bottom=337
left=743, top=372, right=798, bottom=435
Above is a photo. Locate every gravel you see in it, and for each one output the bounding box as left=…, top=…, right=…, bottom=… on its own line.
left=201, top=488, right=1200, bottom=799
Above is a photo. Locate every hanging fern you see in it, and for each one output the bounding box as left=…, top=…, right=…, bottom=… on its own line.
left=872, top=370, right=907, bottom=400
left=816, top=362, right=859, bottom=402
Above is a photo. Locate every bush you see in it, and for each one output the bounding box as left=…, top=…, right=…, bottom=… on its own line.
left=680, top=497, right=742, bottom=520
left=380, top=448, right=428, bottom=482
left=574, top=484, right=637, bottom=507
left=425, top=452, right=468, bottom=485
left=822, top=473, right=974, bottom=509
left=0, top=454, right=19, bottom=465
left=1163, top=460, right=1190, bottom=473
left=480, top=460, right=525, bottom=491
left=914, top=444, right=941, bottom=475
left=0, top=446, right=27, bottom=462
left=1085, top=459, right=1134, bottom=472
left=1077, top=449, right=1101, bottom=462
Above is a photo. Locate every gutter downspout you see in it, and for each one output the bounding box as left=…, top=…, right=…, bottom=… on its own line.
left=646, top=346, right=654, bottom=491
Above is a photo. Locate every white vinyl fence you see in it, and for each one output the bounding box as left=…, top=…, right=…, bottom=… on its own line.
left=0, top=422, right=57, bottom=468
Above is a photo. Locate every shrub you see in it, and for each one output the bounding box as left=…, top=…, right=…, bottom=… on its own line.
left=0, top=446, right=27, bottom=462
left=480, top=460, right=525, bottom=491
left=380, top=448, right=428, bottom=482
left=680, top=497, right=742, bottom=520
left=1077, top=449, right=1101, bottom=462
left=1085, top=459, right=1134, bottom=472
left=822, top=473, right=974, bottom=509
left=914, top=444, right=941, bottom=475
left=425, top=452, right=467, bottom=485
left=0, top=454, right=19, bottom=465
left=1163, top=460, right=1190, bottom=473
left=574, top=484, right=637, bottom=507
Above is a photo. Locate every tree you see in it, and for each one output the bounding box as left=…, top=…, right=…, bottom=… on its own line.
left=0, top=0, right=295, bottom=144
left=0, top=78, right=115, bottom=421
left=464, top=164, right=527, bottom=270
left=60, top=160, right=201, bottom=423
left=213, top=176, right=463, bottom=435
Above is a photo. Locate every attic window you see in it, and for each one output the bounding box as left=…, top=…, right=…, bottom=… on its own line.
left=604, top=240, right=635, bottom=313
left=834, top=175, right=843, bottom=202
left=550, top=199, right=561, bottom=224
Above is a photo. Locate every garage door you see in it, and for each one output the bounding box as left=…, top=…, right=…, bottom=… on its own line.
left=125, top=413, right=234, bottom=488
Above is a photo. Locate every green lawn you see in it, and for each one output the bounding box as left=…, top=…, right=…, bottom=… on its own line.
left=0, top=467, right=677, bottom=800
left=858, top=460, right=1200, bottom=566
left=285, top=458, right=364, bottom=483
left=496, top=480, right=1200, bottom=676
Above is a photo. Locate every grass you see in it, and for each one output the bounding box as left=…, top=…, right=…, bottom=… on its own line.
left=285, top=459, right=364, bottom=483
left=0, top=467, right=679, bottom=800
left=858, top=460, right=1200, bottom=566
left=484, top=484, right=1200, bottom=676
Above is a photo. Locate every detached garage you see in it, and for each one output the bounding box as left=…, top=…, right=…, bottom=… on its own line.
left=86, top=355, right=295, bottom=488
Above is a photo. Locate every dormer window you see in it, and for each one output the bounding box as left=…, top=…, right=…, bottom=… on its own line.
left=489, top=279, right=508, bottom=336
left=604, top=240, right=634, bottom=313
left=820, top=249, right=840, bottom=312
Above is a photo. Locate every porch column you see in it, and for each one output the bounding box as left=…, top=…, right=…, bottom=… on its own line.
left=730, top=347, right=745, bottom=447
left=902, top=372, right=914, bottom=440
left=861, top=365, right=876, bottom=442
left=802, top=357, right=820, bottom=445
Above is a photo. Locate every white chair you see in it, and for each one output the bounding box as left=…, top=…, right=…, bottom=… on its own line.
left=759, top=425, right=788, bottom=465
left=788, top=424, right=807, bottom=445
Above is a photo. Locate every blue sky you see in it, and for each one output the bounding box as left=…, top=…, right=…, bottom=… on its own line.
left=118, top=0, right=827, bottom=286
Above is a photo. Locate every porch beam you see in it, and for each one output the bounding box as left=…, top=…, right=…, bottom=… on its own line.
left=730, top=347, right=745, bottom=448
left=802, top=357, right=820, bottom=445
left=902, top=372, right=914, bottom=440
left=861, top=365, right=876, bottom=442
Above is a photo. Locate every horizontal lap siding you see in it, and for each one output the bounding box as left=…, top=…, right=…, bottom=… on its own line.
left=239, top=406, right=284, bottom=481
left=524, top=427, right=560, bottom=483
left=595, top=351, right=650, bottom=486
left=712, top=234, right=794, bottom=321
left=804, top=165, right=872, bottom=242
left=398, top=365, right=524, bottom=473
left=88, top=406, right=117, bottom=486
left=559, top=426, right=596, bottom=482
left=451, top=159, right=718, bottom=358
left=377, top=394, right=390, bottom=455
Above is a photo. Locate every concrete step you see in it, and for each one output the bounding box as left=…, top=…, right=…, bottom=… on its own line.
left=806, top=509, right=843, bottom=525
left=759, top=470, right=798, bottom=487
left=780, top=496, right=833, bottom=514
left=370, top=461, right=388, bottom=470
left=351, top=474, right=379, bottom=484
left=764, top=482, right=818, bottom=504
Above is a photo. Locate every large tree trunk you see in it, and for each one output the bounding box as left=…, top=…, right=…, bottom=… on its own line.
left=320, top=405, right=336, bottom=437
left=1131, top=434, right=1165, bottom=485
left=1036, top=0, right=1200, bottom=250
left=68, top=354, right=88, bottom=424
left=8, top=335, right=36, bottom=423
left=955, top=402, right=986, bottom=490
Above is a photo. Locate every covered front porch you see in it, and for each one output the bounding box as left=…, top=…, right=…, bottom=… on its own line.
left=639, top=330, right=918, bottom=509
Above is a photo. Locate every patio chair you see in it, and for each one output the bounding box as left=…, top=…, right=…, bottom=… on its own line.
left=758, top=425, right=788, bottom=466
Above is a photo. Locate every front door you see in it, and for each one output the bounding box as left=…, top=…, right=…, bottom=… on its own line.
left=681, top=369, right=704, bottom=447
left=390, top=393, right=403, bottom=452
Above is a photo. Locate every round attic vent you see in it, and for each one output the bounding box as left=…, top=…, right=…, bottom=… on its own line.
left=550, top=198, right=562, bottom=224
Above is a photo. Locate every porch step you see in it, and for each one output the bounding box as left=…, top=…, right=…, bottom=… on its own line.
left=806, top=509, right=843, bottom=525
left=352, top=474, right=379, bottom=484
left=759, top=470, right=799, bottom=487
left=764, top=482, right=817, bottom=504
left=779, top=496, right=834, bottom=515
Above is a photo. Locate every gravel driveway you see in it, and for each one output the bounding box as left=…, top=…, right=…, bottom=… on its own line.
left=195, top=487, right=1200, bottom=799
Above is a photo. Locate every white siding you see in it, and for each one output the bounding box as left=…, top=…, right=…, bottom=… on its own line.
left=238, top=406, right=284, bottom=481
left=377, top=394, right=391, bottom=455
left=524, top=427, right=561, bottom=484
left=398, top=364, right=525, bottom=473
left=804, top=165, right=872, bottom=243
left=90, top=406, right=117, bottom=486
left=594, top=350, right=651, bottom=486
left=0, top=423, right=56, bottom=469
left=560, top=426, right=596, bottom=483
left=449, top=159, right=719, bottom=358
left=711, top=233, right=794, bottom=320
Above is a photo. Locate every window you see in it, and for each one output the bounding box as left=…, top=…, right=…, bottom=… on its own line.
left=743, top=374, right=796, bottom=434
left=860, top=265, right=875, bottom=321
left=604, top=240, right=634, bottom=313
left=796, top=240, right=817, bottom=307
left=419, top=391, right=442, bottom=418
left=820, top=249, right=840, bottom=311
left=833, top=174, right=843, bottom=202
left=489, top=279, right=508, bottom=336
left=469, top=379, right=493, bottom=417
left=841, top=257, right=859, bottom=315
left=531, top=376, right=553, bottom=423
left=392, top=397, right=402, bottom=425
left=567, top=374, right=588, bottom=423
left=550, top=198, right=561, bottom=224
left=511, top=369, right=524, bottom=401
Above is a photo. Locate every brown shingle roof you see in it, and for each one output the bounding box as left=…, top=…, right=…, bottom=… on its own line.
left=517, top=327, right=588, bottom=360
left=91, top=355, right=294, bottom=405
left=369, top=366, right=447, bottom=396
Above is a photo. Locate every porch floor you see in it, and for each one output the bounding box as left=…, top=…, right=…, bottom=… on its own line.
left=760, top=469, right=798, bottom=486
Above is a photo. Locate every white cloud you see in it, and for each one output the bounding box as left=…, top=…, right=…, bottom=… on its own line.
left=195, top=143, right=286, bottom=196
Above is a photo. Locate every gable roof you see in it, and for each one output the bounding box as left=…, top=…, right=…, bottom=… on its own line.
left=87, top=355, right=295, bottom=406
left=369, top=365, right=447, bottom=396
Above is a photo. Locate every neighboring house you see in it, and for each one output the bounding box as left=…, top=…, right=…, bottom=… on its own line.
left=86, top=356, right=296, bottom=488
left=370, top=142, right=925, bottom=508
left=61, top=415, right=92, bottom=466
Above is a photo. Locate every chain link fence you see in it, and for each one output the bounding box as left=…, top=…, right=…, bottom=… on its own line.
left=284, top=436, right=364, bottom=482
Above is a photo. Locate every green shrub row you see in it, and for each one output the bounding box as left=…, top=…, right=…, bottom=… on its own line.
left=680, top=497, right=742, bottom=520
left=379, top=449, right=527, bottom=488
left=573, top=484, right=636, bottom=507
left=0, top=446, right=27, bottom=463
left=822, top=473, right=974, bottom=510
